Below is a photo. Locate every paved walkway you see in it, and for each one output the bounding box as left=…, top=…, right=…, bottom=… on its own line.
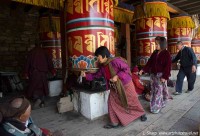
left=31, top=76, right=200, bottom=136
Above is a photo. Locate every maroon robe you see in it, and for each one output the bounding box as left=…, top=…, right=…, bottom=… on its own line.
left=24, top=47, right=54, bottom=99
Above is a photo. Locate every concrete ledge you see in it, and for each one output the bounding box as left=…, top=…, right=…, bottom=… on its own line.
left=197, top=64, right=200, bottom=76
left=73, top=90, right=110, bottom=120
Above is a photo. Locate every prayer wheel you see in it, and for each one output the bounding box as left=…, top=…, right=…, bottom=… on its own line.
left=168, top=16, right=195, bottom=70
left=191, top=39, right=200, bottom=61
left=134, top=2, right=170, bottom=66
left=66, top=0, right=116, bottom=71
left=39, top=16, right=62, bottom=69
left=191, top=28, right=200, bottom=61
left=167, top=16, right=195, bottom=59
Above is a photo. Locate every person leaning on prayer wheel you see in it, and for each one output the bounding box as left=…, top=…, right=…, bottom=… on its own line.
left=81, top=46, right=147, bottom=129
left=139, top=36, right=171, bottom=114
left=0, top=96, right=63, bottom=136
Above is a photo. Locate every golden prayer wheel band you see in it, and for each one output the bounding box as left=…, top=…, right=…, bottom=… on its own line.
left=113, top=0, right=119, bottom=6
left=133, top=2, right=170, bottom=21
left=114, top=7, right=134, bottom=24
left=167, top=16, right=195, bottom=29
left=39, top=17, right=60, bottom=33
left=12, top=0, right=64, bottom=10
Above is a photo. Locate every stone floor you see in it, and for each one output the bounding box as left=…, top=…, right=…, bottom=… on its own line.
left=1, top=75, right=199, bottom=136
left=29, top=76, right=200, bottom=136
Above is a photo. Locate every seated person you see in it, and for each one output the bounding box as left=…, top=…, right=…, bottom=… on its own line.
left=0, top=96, right=63, bottom=136
left=132, top=66, right=151, bottom=101
left=132, top=66, right=145, bottom=95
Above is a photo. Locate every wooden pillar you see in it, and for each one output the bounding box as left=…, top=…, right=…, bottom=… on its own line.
left=60, top=4, right=66, bottom=80
left=126, top=24, right=131, bottom=66
left=121, top=24, right=131, bottom=66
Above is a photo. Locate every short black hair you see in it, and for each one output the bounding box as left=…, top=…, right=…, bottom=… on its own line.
left=94, top=46, right=110, bottom=58
left=155, top=36, right=161, bottom=41
left=155, top=36, right=167, bottom=50
left=176, top=41, right=183, bottom=46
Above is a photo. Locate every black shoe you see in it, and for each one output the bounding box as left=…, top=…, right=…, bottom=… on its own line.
left=40, top=101, right=45, bottom=108
left=103, top=124, right=120, bottom=129
left=141, top=114, right=147, bottom=122
left=185, top=90, right=192, bottom=93
left=32, top=99, right=42, bottom=110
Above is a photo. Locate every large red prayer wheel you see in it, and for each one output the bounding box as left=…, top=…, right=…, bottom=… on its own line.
left=167, top=16, right=195, bottom=59
left=191, top=27, right=200, bottom=62
left=134, top=2, right=170, bottom=66
left=66, top=0, right=116, bottom=71
left=39, top=16, right=62, bottom=69
left=167, top=16, right=195, bottom=70
left=191, top=39, right=200, bottom=61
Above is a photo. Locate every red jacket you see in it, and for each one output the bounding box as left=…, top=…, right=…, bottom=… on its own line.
left=132, top=73, right=144, bottom=95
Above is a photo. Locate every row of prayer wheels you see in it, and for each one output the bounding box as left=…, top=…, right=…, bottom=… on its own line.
left=133, top=2, right=199, bottom=67
left=38, top=1, right=200, bottom=72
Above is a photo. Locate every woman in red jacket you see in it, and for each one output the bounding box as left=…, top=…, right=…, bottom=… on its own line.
left=139, top=36, right=171, bottom=114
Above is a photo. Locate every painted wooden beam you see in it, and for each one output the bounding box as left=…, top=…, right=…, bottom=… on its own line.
left=184, top=4, right=200, bottom=11
left=167, top=2, right=188, bottom=14
left=178, top=1, right=200, bottom=8
left=169, top=0, right=187, bottom=5
left=188, top=8, right=200, bottom=14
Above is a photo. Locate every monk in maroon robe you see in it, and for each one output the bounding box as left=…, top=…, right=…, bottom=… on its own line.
left=24, top=43, right=55, bottom=108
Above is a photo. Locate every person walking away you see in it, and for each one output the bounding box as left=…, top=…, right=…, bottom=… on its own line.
left=81, top=46, right=147, bottom=129
left=172, top=41, right=197, bottom=95
left=24, top=42, right=56, bottom=109
left=139, top=36, right=171, bottom=114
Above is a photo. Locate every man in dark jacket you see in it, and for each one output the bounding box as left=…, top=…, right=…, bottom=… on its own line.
left=172, top=41, right=197, bottom=95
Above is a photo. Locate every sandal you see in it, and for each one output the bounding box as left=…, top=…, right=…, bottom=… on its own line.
left=151, top=109, right=160, bottom=114
left=140, top=114, right=147, bottom=122
left=103, top=124, right=120, bottom=129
